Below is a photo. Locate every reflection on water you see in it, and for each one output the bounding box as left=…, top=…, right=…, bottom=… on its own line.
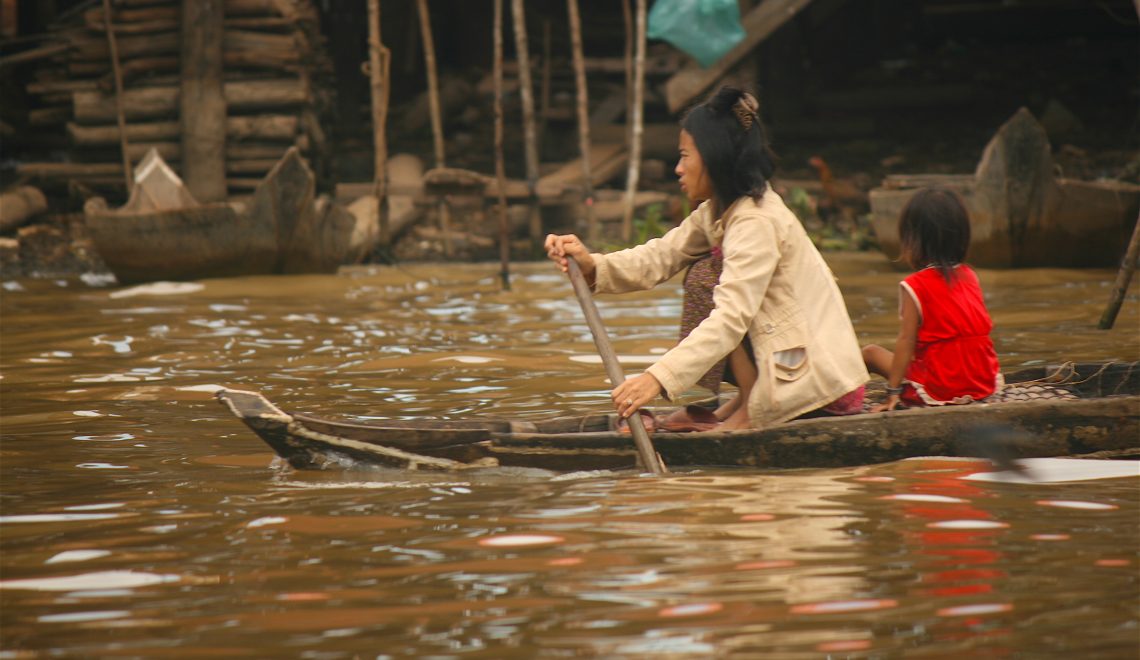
left=1, top=254, right=1137, bottom=656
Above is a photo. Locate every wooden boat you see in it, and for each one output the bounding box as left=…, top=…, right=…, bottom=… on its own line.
left=216, top=361, right=1140, bottom=472
left=84, top=148, right=376, bottom=284
left=869, top=108, right=1140, bottom=269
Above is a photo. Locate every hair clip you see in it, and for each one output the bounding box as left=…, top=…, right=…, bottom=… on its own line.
left=732, top=93, right=759, bottom=131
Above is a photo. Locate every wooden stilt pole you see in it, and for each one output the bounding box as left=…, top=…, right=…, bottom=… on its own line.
left=101, top=0, right=133, bottom=194
left=1098, top=216, right=1140, bottom=330
left=538, top=18, right=552, bottom=149
left=416, top=0, right=452, bottom=256
left=367, top=0, right=391, bottom=246
left=620, top=0, right=647, bottom=243
left=493, top=0, right=511, bottom=290
left=510, top=0, right=542, bottom=253
left=622, top=0, right=633, bottom=147
left=180, top=0, right=227, bottom=202
left=567, top=0, right=597, bottom=242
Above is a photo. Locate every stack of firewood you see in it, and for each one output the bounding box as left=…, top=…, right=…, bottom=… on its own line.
left=19, top=0, right=333, bottom=197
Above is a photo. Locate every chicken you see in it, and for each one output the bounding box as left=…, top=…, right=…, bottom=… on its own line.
left=807, top=156, right=871, bottom=227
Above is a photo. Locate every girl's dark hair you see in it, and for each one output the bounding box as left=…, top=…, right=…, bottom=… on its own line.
left=681, top=86, right=776, bottom=213
left=898, top=187, right=971, bottom=282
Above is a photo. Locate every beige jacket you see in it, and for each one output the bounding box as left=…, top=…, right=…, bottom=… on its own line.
left=592, top=192, right=869, bottom=428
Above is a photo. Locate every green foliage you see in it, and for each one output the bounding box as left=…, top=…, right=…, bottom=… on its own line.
left=784, top=186, right=817, bottom=225
left=808, top=213, right=880, bottom=252
left=634, top=203, right=669, bottom=244
left=600, top=203, right=670, bottom=250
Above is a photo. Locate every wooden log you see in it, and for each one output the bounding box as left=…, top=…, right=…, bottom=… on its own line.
left=227, top=114, right=300, bottom=141
left=567, top=0, right=597, bottom=242
left=70, top=30, right=180, bottom=60
left=220, top=28, right=297, bottom=54
left=622, top=0, right=633, bottom=145
left=181, top=0, right=227, bottom=202
left=511, top=0, right=542, bottom=252
left=226, top=0, right=302, bottom=19
left=367, top=0, right=392, bottom=244
left=412, top=5, right=443, bottom=162
left=73, top=79, right=308, bottom=123
left=27, top=79, right=99, bottom=95
left=18, top=162, right=124, bottom=178
left=68, top=115, right=298, bottom=145
left=416, top=0, right=450, bottom=255
left=493, top=0, right=511, bottom=289
left=0, top=186, right=49, bottom=234
left=84, top=5, right=178, bottom=25
left=74, top=50, right=299, bottom=88
left=85, top=12, right=297, bottom=34
left=0, top=42, right=69, bottom=69
left=113, top=0, right=302, bottom=19
left=117, top=137, right=307, bottom=161
left=29, top=107, right=71, bottom=125
left=621, top=0, right=647, bottom=242
left=538, top=19, right=552, bottom=147
left=664, top=0, right=814, bottom=114
left=69, top=29, right=301, bottom=64
left=86, top=18, right=180, bottom=35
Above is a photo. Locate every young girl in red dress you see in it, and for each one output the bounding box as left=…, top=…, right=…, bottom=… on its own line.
left=862, top=187, right=1002, bottom=411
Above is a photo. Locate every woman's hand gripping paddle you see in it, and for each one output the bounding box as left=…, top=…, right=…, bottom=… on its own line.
left=566, top=257, right=668, bottom=474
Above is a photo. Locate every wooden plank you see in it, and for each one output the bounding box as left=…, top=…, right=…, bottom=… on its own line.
left=664, top=0, right=814, bottom=114
left=536, top=142, right=626, bottom=198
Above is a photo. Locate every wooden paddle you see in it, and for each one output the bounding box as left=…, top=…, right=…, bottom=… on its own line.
left=566, top=256, right=667, bottom=474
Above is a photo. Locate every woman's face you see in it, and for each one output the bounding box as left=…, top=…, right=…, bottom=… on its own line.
left=676, top=130, right=713, bottom=204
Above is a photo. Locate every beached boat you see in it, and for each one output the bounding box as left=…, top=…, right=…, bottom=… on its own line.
left=216, top=361, right=1140, bottom=472
left=869, top=108, right=1140, bottom=269
left=84, top=148, right=376, bottom=284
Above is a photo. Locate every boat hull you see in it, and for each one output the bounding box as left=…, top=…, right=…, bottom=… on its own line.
left=217, top=362, right=1140, bottom=472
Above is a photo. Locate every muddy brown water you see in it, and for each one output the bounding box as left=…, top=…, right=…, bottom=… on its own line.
left=1, top=252, right=1137, bottom=657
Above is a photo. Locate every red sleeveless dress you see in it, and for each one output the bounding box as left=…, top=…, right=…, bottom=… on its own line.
left=900, top=266, right=1002, bottom=406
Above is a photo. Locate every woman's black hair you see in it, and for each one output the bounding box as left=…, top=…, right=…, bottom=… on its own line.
left=897, top=186, right=971, bottom=282
left=680, top=86, right=776, bottom=214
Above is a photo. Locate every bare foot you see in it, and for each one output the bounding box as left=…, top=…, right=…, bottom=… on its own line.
left=659, top=405, right=718, bottom=432
left=714, top=407, right=750, bottom=431
left=617, top=409, right=657, bottom=433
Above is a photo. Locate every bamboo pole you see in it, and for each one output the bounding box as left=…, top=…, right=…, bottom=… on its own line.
left=510, top=0, right=542, bottom=253
left=416, top=0, right=452, bottom=256
left=620, top=0, right=647, bottom=243
left=101, top=0, right=133, bottom=192
left=567, top=0, right=597, bottom=242
left=493, top=0, right=511, bottom=290
left=1098, top=216, right=1140, bottom=330
left=367, top=0, right=391, bottom=245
